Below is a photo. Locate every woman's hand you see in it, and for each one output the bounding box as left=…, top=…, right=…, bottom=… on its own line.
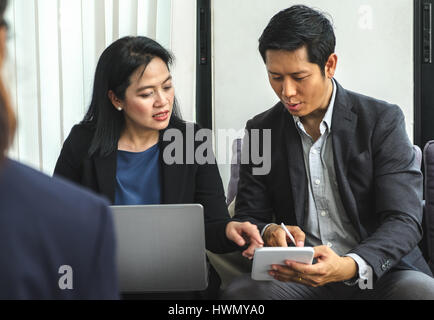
left=225, top=221, right=264, bottom=259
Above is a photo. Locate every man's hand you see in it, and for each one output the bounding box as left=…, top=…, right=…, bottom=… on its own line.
left=226, top=221, right=264, bottom=259
left=263, top=224, right=305, bottom=247
left=268, top=245, right=358, bottom=287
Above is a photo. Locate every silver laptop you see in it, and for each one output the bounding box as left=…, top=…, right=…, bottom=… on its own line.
left=110, top=204, right=208, bottom=293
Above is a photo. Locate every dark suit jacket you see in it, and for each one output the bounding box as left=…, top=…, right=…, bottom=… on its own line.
left=235, top=80, right=432, bottom=280
left=0, top=159, right=119, bottom=299
left=54, top=116, right=237, bottom=255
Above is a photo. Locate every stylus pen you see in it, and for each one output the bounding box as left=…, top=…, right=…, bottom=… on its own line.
left=280, top=223, right=297, bottom=246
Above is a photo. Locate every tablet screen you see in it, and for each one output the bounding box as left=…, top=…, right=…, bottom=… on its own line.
left=251, top=247, right=315, bottom=281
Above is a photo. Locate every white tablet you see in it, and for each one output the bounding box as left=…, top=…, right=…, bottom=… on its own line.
left=251, top=247, right=315, bottom=281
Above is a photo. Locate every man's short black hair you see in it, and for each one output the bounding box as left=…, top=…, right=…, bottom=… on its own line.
left=259, top=5, right=336, bottom=76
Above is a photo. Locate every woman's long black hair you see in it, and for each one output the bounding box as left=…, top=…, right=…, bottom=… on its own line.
left=82, top=36, right=182, bottom=157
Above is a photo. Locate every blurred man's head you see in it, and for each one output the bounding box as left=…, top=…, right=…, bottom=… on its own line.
left=0, top=0, right=15, bottom=161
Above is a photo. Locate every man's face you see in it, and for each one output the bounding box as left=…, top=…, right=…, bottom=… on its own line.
left=265, top=46, right=336, bottom=119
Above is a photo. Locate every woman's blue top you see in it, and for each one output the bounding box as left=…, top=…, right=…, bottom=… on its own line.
left=114, top=144, right=162, bottom=205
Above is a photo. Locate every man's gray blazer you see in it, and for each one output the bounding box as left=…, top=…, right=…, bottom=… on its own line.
left=234, top=80, right=432, bottom=281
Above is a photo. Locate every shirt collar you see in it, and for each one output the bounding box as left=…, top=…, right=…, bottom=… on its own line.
left=292, top=78, right=337, bottom=132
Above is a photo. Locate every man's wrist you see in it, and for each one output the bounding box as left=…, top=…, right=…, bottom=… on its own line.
left=261, top=223, right=278, bottom=239
left=343, top=253, right=373, bottom=286
left=341, top=256, right=358, bottom=282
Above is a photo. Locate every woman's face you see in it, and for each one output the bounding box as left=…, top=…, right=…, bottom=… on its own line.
left=112, top=57, right=175, bottom=133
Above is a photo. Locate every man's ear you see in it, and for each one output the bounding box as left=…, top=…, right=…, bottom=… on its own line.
left=108, top=90, right=123, bottom=111
left=325, top=53, right=338, bottom=79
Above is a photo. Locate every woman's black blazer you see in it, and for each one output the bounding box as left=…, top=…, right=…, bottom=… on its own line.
left=54, top=117, right=237, bottom=254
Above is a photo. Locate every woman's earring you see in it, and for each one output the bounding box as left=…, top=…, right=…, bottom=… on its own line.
left=117, top=107, right=122, bottom=111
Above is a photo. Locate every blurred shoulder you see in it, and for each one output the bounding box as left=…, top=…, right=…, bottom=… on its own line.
left=0, top=159, right=109, bottom=219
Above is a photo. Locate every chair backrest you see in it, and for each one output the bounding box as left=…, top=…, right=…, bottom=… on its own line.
left=423, top=142, right=434, bottom=273
left=413, top=144, right=430, bottom=266
left=414, top=144, right=422, bottom=169
left=226, top=138, right=242, bottom=205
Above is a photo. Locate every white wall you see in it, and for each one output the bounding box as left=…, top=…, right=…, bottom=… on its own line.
left=212, top=0, right=414, bottom=192
left=170, top=0, right=197, bottom=123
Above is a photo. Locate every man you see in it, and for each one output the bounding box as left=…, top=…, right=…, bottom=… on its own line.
left=0, top=0, right=119, bottom=299
left=223, top=5, right=434, bottom=299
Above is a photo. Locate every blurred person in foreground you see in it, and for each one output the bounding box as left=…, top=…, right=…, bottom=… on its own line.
left=0, top=0, right=119, bottom=299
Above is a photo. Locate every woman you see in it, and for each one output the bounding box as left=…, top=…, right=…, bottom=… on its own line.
left=54, top=36, right=262, bottom=298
